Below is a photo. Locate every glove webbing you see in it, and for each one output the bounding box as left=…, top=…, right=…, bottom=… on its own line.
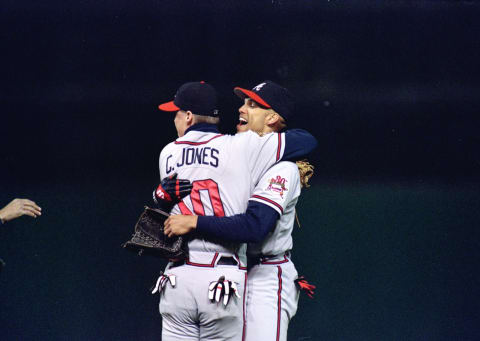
left=296, top=159, right=314, bottom=188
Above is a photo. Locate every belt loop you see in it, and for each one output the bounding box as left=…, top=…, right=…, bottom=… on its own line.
left=216, top=256, right=239, bottom=267
left=259, top=251, right=290, bottom=265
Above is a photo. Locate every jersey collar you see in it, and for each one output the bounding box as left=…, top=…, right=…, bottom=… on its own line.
left=184, top=123, right=220, bottom=135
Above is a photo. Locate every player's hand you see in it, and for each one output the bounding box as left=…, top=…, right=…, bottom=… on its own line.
left=208, top=275, right=241, bottom=306
left=153, top=174, right=193, bottom=206
left=0, top=198, right=42, bottom=223
left=164, top=215, right=198, bottom=238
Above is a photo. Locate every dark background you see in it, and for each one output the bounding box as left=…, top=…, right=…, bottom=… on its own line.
left=1, top=1, right=479, bottom=340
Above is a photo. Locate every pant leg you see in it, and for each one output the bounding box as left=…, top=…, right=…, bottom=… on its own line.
left=160, top=265, right=200, bottom=341
left=244, top=261, right=299, bottom=341
left=159, top=264, right=247, bottom=341
left=198, top=266, right=247, bottom=341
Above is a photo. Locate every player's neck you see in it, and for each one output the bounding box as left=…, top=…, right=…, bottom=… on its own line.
left=184, top=123, right=220, bottom=135
left=261, top=126, right=275, bottom=135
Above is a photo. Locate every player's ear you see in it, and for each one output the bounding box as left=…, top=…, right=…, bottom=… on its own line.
left=267, top=112, right=287, bottom=131
left=265, top=111, right=280, bottom=126
left=185, top=111, right=194, bottom=124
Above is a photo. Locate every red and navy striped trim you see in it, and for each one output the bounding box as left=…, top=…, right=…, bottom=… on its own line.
left=242, top=272, right=248, bottom=341
left=251, top=195, right=284, bottom=214
left=185, top=252, right=219, bottom=267
left=276, top=133, right=282, bottom=161
left=175, top=134, right=223, bottom=145
left=261, top=254, right=290, bottom=265
left=185, top=252, right=247, bottom=270
left=276, top=266, right=283, bottom=341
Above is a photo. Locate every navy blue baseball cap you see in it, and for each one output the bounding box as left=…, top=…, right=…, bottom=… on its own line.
left=234, top=80, right=295, bottom=121
left=158, top=81, right=219, bottom=117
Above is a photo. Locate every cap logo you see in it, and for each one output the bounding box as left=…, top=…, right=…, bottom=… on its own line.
left=213, top=109, right=219, bottom=116
left=252, top=82, right=266, bottom=92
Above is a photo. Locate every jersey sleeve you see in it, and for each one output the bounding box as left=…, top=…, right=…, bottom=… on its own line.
left=234, top=129, right=317, bottom=186
left=249, top=162, right=301, bottom=216
left=232, top=130, right=285, bottom=184
left=283, top=129, right=318, bottom=160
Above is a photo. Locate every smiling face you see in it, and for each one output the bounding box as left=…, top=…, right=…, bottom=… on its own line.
left=236, top=98, right=272, bottom=134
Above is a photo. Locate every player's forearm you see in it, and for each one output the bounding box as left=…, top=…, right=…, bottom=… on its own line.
left=196, top=201, right=279, bottom=243
left=0, top=204, right=14, bottom=223
left=283, top=129, right=318, bottom=161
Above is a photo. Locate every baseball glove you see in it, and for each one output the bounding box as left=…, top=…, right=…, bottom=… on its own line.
left=296, top=159, right=314, bottom=188
left=123, top=206, right=187, bottom=260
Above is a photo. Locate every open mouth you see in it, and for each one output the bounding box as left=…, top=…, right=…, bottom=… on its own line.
left=238, top=117, right=248, bottom=126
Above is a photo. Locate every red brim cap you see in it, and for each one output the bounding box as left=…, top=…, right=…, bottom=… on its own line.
left=158, top=101, right=180, bottom=112
left=233, top=87, right=271, bottom=108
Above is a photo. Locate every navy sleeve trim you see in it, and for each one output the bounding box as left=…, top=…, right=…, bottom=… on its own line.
left=251, top=195, right=284, bottom=214
left=196, top=201, right=279, bottom=243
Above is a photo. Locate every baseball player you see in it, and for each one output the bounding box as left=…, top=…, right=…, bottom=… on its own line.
left=163, top=81, right=315, bottom=341
left=155, top=81, right=317, bottom=341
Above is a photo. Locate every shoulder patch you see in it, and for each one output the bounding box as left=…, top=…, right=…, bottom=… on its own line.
left=266, top=175, right=288, bottom=199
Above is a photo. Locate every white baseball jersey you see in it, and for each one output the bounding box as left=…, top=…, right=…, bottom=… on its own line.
left=245, top=161, right=302, bottom=341
left=248, top=161, right=301, bottom=257
left=158, top=127, right=286, bottom=341
left=159, top=129, right=286, bottom=264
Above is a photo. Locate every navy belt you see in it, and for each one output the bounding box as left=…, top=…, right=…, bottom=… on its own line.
left=170, top=256, right=238, bottom=268
left=248, top=251, right=291, bottom=269
left=216, top=256, right=238, bottom=266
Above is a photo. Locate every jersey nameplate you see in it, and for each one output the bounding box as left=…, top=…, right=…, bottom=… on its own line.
left=166, top=147, right=219, bottom=174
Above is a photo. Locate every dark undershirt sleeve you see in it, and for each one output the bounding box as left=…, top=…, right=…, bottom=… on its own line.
left=196, top=201, right=280, bottom=243
left=282, top=129, right=318, bottom=161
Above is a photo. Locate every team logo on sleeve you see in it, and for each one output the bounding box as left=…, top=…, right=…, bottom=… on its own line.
left=266, top=176, right=288, bottom=198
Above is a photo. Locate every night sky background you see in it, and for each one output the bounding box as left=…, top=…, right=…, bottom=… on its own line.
left=1, top=1, right=479, bottom=340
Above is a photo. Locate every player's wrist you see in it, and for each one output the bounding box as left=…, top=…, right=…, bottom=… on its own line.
left=0, top=207, right=6, bottom=224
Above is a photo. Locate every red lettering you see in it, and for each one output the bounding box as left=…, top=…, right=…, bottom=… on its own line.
left=177, top=179, right=225, bottom=217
